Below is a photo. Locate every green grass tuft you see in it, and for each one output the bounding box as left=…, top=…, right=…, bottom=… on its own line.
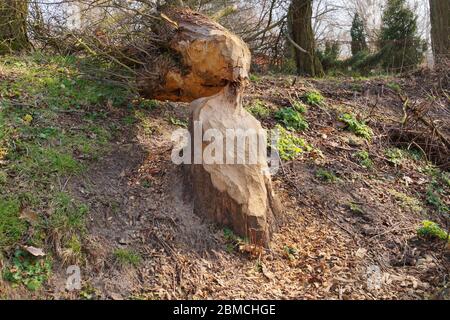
left=114, top=248, right=142, bottom=267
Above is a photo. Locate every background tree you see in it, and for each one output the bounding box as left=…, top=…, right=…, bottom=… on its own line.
left=350, top=12, right=368, bottom=56
left=378, top=0, right=426, bottom=72
left=429, top=0, right=450, bottom=63
left=0, top=0, right=30, bottom=54
left=288, top=0, right=324, bottom=77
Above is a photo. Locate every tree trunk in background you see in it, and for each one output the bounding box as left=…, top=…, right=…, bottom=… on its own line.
left=429, top=0, right=450, bottom=63
left=288, top=0, right=323, bottom=77
left=0, top=0, right=29, bottom=54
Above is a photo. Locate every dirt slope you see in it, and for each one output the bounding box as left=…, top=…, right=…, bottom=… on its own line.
left=55, top=73, right=449, bottom=300
left=1, top=55, right=448, bottom=299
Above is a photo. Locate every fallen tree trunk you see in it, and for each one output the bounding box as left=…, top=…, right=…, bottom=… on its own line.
left=140, top=8, right=281, bottom=247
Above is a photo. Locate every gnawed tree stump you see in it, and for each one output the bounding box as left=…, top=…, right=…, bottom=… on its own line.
left=139, top=8, right=280, bottom=247
left=187, top=84, right=280, bottom=246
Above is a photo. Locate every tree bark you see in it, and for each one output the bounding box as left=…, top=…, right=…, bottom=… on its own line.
left=429, top=0, right=450, bottom=63
left=0, top=0, right=29, bottom=54
left=288, top=0, right=323, bottom=77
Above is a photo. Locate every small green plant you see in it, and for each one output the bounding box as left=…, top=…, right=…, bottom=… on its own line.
left=419, top=164, right=441, bottom=178
left=274, top=125, right=312, bottom=161
left=403, top=148, right=423, bottom=161
left=3, top=249, right=52, bottom=291
left=223, top=227, right=236, bottom=241
left=339, top=113, right=373, bottom=140
left=348, top=202, right=365, bottom=214
left=385, top=148, right=404, bottom=166
left=426, top=180, right=449, bottom=213
left=246, top=99, right=270, bottom=119
left=223, top=227, right=247, bottom=252
left=114, top=248, right=142, bottom=267
left=0, top=171, right=6, bottom=184
left=140, top=99, right=159, bottom=110
left=386, top=82, right=401, bottom=93
left=255, top=260, right=263, bottom=273
left=134, top=110, right=156, bottom=136
left=315, top=168, right=338, bottom=183
left=249, top=74, right=261, bottom=82
left=442, top=172, right=450, bottom=187
left=122, top=115, right=136, bottom=125
left=275, top=108, right=308, bottom=131
left=417, top=220, right=449, bottom=242
left=291, top=100, right=308, bottom=114
left=79, top=283, right=98, bottom=300
left=283, top=246, right=298, bottom=260
left=354, top=150, right=373, bottom=169
left=303, top=91, right=324, bottom=105
left=388, top=189, right=423, bottom=213
left=169, top=116, right=188, bottom=128
left=64, top=234, right=83, bottom=264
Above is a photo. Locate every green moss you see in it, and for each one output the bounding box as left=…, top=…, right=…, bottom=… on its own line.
left=417, top=220, right=448, bottom=242
left=0, top=198, right=27, bottom=249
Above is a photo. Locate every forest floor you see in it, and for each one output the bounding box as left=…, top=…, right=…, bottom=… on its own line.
left=0, top=54, right=449, bottom=300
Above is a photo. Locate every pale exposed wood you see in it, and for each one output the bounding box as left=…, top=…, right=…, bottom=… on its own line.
left=138, top=8, right=251, bottom=102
